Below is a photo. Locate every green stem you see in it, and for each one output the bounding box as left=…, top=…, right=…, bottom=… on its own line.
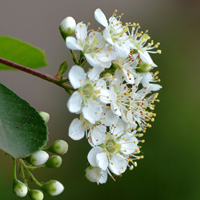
left=81, top=60, right=88, bottom=68
left=19, top=159, right=42, bottom=188
left=70, top=50, right=79, bottom=65
left=13, top=158, right=17, bottom=180
left=0, top=57, right=74, bottom=94
left=20, top=164, right=28, bottom=185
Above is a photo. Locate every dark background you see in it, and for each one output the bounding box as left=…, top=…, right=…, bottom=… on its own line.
left=0, top=0, right=200, bottom=199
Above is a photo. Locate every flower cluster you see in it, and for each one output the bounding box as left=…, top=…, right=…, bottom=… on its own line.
left=63, top=8, right=161, bottom=184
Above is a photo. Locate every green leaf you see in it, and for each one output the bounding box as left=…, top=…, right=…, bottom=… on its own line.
left=0, top=36, right=48, bottom=70
left=0, top=83, right=48, bottom=158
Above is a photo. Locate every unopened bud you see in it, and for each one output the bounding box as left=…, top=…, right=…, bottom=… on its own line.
left=59, top=16, right=76, bottom=39
left=45, top=155, right=62, bottom=168
left=42, top=180, right=64, bottom=196
left=47, top=140, right=68, bottom=155
left=25, top=150, right=49, bottom=166
left=39, top=111, right=50, bottom=123
left=13, top=180, right=28, bottom=197
left=29, top=190, right=44, bottom=200
left=85, top=166, right=101, bottom=183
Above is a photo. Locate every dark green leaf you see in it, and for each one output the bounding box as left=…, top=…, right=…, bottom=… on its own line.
left=0, top=83, right=48, bottom=158
left=0, top=36, right=48, bottom=70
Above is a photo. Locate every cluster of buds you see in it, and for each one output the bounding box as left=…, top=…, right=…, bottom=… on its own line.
left=60, top=8, right=162, bottom=184
left=13, top=112, right=68, bottom=199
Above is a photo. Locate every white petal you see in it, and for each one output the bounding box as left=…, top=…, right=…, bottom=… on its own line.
left=75, top=22, right=87, bottom=41
left=82, top=100, right=102, bottom=124
left=112, top=118, right=125, bottom=136
left=96, top=152, right=108, bottom=170
left=101, top=108, right=119, bottom=126
left=111, top=102, right=121, bottom=116
left=66, top=37, right=83, bottom=51
left=91, top=125, right=106, bottom=145
left=87, top=146, right=103, bottom=167
left=119, top=133, right=138, bottom=155
left=103, top=27, right=113, bottom=45
left=122, top=68, right=134, bottom=84
left=87, top=67, right=103, bottom=81
left=94, top=9, right=108, bottom=27
left=99, top=170, right=108, bottom=184
left=139, top=51, right=157, bottom=67
left=149, top=84, right=162, bottom=91
left=69, top=65, right=86, bottom=89
left=85, top=54, right=101, bottom=68
left=67, top=91, right=82, bottom=113
left=141, top=72, right=152, bottom=87
left=68, top=118, right=85, bottom=140
left=114, top=43, right=130, bottom=58
left=109, top=154, right=127, bottom=175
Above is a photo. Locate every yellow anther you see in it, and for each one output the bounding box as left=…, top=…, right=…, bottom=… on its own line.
left=157, top=50, right=162, bottom=54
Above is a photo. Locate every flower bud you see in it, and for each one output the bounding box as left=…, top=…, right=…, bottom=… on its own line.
left=13, top=180, right=28, bottom=197
left=29, top=190, right=44, bottom=200
left=42, top=180, right=64, bottom=196
left=39, top=111, right=50, bottom=123
left=45, top=155, right=62, bottom=168
left=59, top=16, right=76, bottom=39
left=25, top=150, right=49, bottom=166
left=85, top=166, right=101, bottom=183
left=136, top=61, right=152, bottom=73
left=47, top=140, right=68, bottom=155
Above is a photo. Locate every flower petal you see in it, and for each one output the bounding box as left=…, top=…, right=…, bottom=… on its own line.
left=87, top=146, right=103, bottom=167
left=149, top=84, right=162, bottom=91
left=69, top=118, right=85, bottom=140
left=66, top=37, right=83, bottom=51
left=139, top=51, right=157, bottom=67
left=90, top=125, right=106, bottom=145
left=67, top=91, right=82, bottom=113
left=109, top=154, right=127, bottom=175
left=82, top=100, right=102, bottom=124
left=96, top=152, right=108, bottom=170
left=75, top=22, right=87, bottom=41
left=87, top=67, right=103, bottom=81
left=99, top=169, right=108, bottom=184
left=69, top=65, right=86, bottom=89
left=119, top=133, right=138, bottom=155
left=94, top=8, right=108, bottom=27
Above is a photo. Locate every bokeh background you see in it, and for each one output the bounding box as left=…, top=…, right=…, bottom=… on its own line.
left=0, top=0, right=200, bottom=199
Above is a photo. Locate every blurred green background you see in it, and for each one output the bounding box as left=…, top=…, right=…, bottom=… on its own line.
left=0, top=0, right=200, bottom=199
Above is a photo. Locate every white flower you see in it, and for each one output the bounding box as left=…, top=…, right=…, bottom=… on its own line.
left=87, top=119, right=141, bottom=176
left=66, top=22, right=115, bottom=74
left=68, top=108, right=118, bottom=143
left=122, top=84, right=160, bottom=131
left=112, top=54, right=139, bottom=84
left=67, top=65, right=112, bottom=124
left=129, top=24, right=161, bottom=66
left=94, top=8, right=131, bottom=58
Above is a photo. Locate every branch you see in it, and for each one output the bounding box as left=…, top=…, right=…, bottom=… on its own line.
left=0, top=57, right=74, bottom=93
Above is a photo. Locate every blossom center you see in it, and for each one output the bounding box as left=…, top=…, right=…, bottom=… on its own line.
left=79, top=82, right=97, bottom=101
left=105, top=138, right=121, bottom=153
